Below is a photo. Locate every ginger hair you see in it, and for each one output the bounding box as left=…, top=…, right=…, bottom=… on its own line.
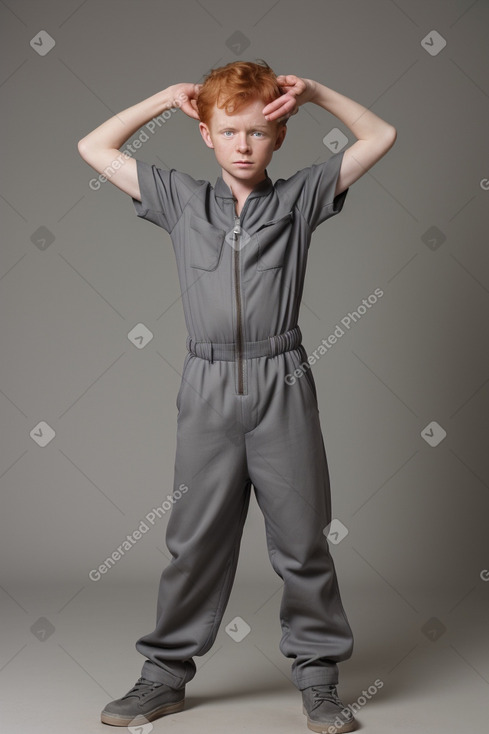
left=197, top=60, right=284, bottom=126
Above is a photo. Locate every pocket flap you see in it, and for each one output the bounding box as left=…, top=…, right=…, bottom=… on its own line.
left=256, top=211, right=294, bottom=270
left=189, top=215, right=226, bottom=271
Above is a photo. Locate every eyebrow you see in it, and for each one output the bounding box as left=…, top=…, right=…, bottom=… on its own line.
left=216, top=124, right=269, bottom=132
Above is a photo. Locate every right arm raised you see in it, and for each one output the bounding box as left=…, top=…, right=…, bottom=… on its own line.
left=77, top=84, right=201, bottom=201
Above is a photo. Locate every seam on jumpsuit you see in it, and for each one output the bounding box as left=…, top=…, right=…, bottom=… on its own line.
left=167, top=183, right=208, bottom=236
left=259, top=516, right=292, bottom=641
left=168, top=184, right=213, bottom=344
left=196, top=484, right=251, bottom=656
left=287, top=346, right=319, bottom=405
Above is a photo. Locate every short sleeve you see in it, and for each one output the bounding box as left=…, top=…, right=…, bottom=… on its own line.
left=131, top=159, right=201, bottom=233
left=297, top=149, right=349, bottom=232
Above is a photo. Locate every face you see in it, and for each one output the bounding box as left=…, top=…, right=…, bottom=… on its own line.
left=199, top=96, right=287, bottom=191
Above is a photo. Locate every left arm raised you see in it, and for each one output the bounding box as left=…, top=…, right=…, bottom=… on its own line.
left=263, top=76, right=397, bottom=196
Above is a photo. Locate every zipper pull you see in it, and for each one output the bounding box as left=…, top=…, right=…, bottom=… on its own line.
left=233, top=217, right=240, bottom=241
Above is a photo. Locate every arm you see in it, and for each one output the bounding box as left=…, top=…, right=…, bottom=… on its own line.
left=263, top=76, right=397, bottom=196
left=77, top=83, right=201, bottom=200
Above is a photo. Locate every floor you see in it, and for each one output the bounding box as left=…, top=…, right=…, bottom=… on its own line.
left=1, top=578, right=487, bottom=733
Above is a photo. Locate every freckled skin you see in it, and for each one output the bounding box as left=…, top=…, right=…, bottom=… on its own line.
left=199, top=97, right=287, bottom=207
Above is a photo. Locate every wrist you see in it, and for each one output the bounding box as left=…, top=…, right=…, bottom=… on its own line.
left=152, top=86, right=182, bottom=115
left=306, top=79, right=322, bottom=105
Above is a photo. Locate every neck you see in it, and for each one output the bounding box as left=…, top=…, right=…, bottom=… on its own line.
left=221, top=169, right=267, bottom=202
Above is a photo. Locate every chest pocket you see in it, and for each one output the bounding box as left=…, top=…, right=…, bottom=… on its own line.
left=188, top=215, right=226, bottom=271
left=255, top=211, right=294, bottom=270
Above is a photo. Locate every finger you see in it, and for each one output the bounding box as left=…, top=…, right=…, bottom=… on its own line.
left=262, top=97, right=286, bottom=115
left=265, top=99, right=296, bottom=121
left=276, top=75, right=293, bottom=87
left=277, top=106, right=299, bottom=123
left=263, top=93, right=294, bottom=116
left=264, top=103, right=290, bottom=120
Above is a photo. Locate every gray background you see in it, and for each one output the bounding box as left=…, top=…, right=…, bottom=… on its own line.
left=1, top=1, right=488, bottom=732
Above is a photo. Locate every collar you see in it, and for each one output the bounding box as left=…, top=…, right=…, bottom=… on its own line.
left=214, top=169, right=274, bottom=199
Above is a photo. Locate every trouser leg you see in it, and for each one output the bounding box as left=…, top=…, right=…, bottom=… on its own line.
left=136, top=355, right=251, bottom=688
left=245, top=348, right=354, bottom=690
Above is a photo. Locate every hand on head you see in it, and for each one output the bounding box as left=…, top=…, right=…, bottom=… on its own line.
left=262, top=75, right=313, bottom=122
left=173, top=83, right=202, bottom=120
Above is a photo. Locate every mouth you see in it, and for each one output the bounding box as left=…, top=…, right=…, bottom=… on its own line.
left=233, top=161, right=253, bottom=165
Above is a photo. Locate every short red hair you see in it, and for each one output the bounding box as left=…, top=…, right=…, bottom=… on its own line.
left=197, top=60, right=284, bottom=126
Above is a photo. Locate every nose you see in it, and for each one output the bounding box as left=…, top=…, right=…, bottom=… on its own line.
left=236, top=133, right=251, bottom=153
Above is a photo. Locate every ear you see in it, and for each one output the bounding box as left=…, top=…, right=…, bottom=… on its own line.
left=273, top=124, right=287, bottom=151
left=199, top=122, right=214, bottom=149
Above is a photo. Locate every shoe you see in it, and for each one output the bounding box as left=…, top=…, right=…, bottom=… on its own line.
left=101, top=676, right=185, bottom=727
left=302, top=684, right=356, bottom=733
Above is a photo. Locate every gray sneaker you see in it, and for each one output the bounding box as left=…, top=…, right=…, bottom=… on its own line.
left=302, top=684, right=356, bottom=733
left=101, top=676, right=185, bottom=727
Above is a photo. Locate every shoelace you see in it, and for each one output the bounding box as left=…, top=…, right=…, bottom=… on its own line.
left=311, top=684, right=341, bottom=705
left=122, top=677, right=163, bottom=700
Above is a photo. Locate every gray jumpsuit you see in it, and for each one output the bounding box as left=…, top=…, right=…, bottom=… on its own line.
left=130, top=149, right=354, bottom=691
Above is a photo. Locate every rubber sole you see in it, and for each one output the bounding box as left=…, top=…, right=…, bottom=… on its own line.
left=303, top=704, right=357, bottom=733
left=101, top=698, right=185, bottom=726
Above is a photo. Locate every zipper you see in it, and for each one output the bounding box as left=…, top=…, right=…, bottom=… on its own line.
left=233, top=215, right=244, bottom=394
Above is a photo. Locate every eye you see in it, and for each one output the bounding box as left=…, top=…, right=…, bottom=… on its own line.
left=222, top=130, right=234, bottom=137
left=252, top=131, right=265, bottom=137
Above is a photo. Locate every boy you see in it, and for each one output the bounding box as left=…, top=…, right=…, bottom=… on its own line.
left=78, top=61, right=396, bottom=733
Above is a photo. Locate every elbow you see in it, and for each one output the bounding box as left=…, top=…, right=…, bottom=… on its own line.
left=384, top=124, right=397, bottom=148
left=77, top=138, right=89, bottom=159
left=375, top=125, right=397, bottom=157
left=77, top=137, right=98, bottom=161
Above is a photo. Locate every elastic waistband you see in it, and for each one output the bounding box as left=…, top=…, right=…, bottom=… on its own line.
left=186, top=325, right=302, bottom=362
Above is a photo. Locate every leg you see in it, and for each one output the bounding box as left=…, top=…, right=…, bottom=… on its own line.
left=245, top=348, right=354, bottom=690
left=136, top=356, right=252, bottom=688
